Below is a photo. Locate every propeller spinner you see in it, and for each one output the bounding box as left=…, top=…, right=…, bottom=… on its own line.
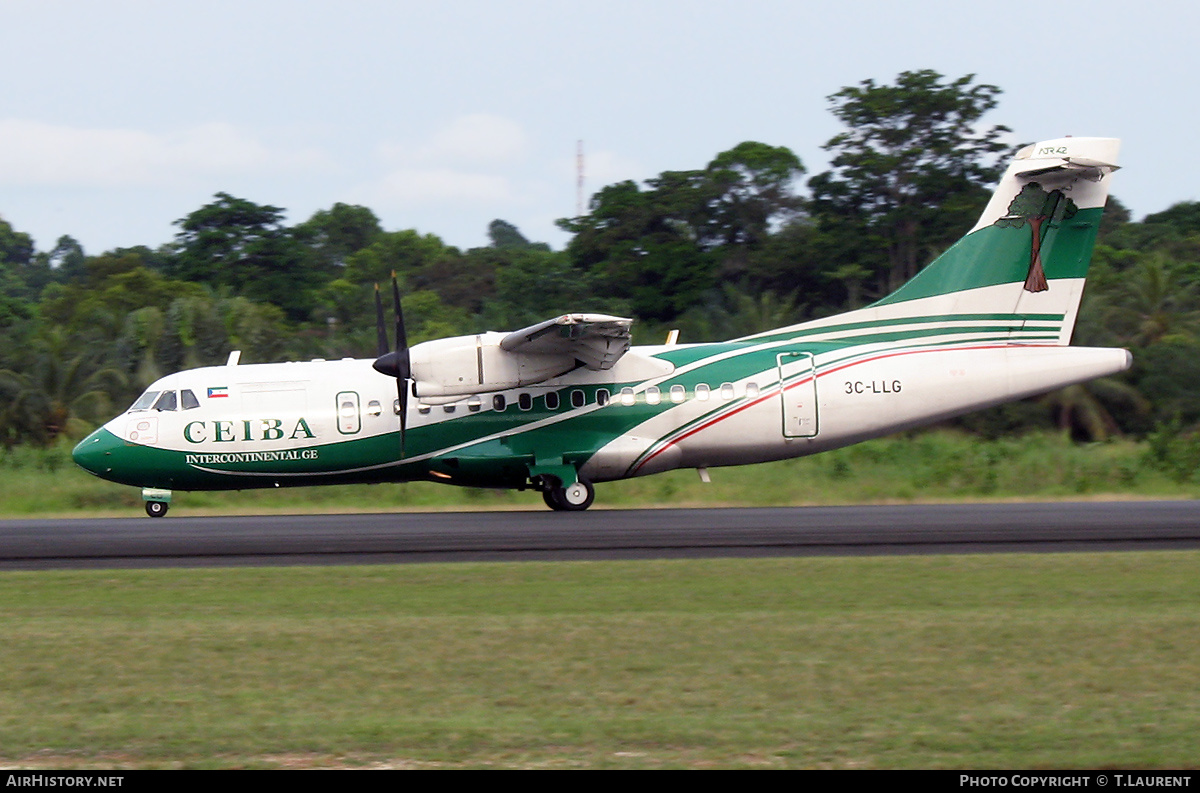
left=372, top=273, right=411, bottom=456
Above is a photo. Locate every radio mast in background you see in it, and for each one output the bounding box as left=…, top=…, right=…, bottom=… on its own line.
left=576, top=140, right=585, bottom=217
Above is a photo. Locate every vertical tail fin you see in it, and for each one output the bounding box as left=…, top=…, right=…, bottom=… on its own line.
left=872, top=137, right=1120, bottom=344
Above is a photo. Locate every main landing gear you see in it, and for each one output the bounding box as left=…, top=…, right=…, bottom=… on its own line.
left=538, top=476, right=595, bottom=512
left=145, top=500, right=169, bottom=518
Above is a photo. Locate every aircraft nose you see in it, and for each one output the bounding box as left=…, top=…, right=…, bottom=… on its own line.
left=72, top=427, right=123, bottom=479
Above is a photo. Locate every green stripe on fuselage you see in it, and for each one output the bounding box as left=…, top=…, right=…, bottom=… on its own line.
left=736, top=312, right=1062, bottom=346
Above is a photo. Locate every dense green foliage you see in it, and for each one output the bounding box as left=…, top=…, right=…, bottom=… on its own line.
left=2, top=70, right=1198, bottom=462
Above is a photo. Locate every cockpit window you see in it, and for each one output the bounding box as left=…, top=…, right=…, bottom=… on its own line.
left=129, top=391, right=160, bottom=411
left=152, top=391, right=178, bottom=412
left=180, top=389, right=201, bottom=410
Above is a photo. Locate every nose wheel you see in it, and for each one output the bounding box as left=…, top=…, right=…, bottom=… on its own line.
left=540, top=477, right=595, bottom=511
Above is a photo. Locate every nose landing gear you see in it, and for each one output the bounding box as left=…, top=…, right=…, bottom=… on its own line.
left=142, top=488, right=172, bottom=518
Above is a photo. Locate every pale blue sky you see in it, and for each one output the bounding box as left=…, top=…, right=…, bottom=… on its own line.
left=1, top=0, right=1194, bottom=255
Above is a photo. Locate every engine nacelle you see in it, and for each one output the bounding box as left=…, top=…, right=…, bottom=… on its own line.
left=409, top=333, right=575, bottom=398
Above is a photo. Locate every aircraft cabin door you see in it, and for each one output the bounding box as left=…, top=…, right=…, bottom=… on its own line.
left=776, top=352, right=818, bottom=438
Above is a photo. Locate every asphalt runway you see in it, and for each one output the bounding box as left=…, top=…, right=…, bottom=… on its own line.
left=2, top=501, right=1200, bottom=570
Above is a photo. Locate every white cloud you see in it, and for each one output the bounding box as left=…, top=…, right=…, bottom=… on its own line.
left=364, top=113, right=531, bottom=208
left=0, top=120, right=330, bottom=187
left=368, top=167, right=514, bottom=205
left=577, top=147, right=644, bottom=189
left=421, top=113, right=528, bottom=165
left=378, top=113, right=528, bottom=167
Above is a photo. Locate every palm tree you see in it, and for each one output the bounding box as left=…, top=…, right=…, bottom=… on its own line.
left=1038, top=377, right=1149, bottom=442
left=0, top=329, right=127, bottom=446
left=1104, top=254, right=1200, bottom=347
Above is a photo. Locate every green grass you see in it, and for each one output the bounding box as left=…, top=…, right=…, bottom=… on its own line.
left=4, top=431, right=1199, bottom=517
left=1, top=553, right=1198, bottom=768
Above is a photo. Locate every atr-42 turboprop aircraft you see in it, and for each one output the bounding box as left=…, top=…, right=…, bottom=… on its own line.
left=74, top=137, right=1130, bottom=516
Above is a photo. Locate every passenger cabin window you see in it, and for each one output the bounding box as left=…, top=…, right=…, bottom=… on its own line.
left=620, top=387, right=636, bottom=406
left=467, top=396, right=482, bottom=412
left=695, top=384, right=710, bottom=401
left=366, top=400, right=382, bottom=416
left=670, top=384, right=686, bottom=403
left=418, top=404, right=431, bottom=415
left=645, top=386, right=660, bottom=405
left=545, top=391, right=560, bottom=410
left=596, top=388, right=610, bottom=406
left=720, top=382, right=735, bottom=400
left=336, top=391, right=361, bottom=434
left=152, top=391, right=178, bottom=412
left=442, top=404, right=456, bottom=413
left=180, top=389, right=201, bottom=410
left=493, top=394, right=506, bottom=411
left=571, top=390, right=585, bottom=408
left=746, top=383, right=760, bottom=399
left=518, top=393, right=532, bottom=411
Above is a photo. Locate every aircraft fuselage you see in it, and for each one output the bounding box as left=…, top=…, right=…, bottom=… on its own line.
left=74, top=331, right=1131, bottom=495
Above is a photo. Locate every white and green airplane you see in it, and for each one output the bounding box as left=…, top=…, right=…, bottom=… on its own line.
left=74, top=136, right=1129, bottom=516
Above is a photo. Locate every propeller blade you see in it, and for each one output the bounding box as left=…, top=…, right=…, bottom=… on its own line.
left=391, top=273, right=410, bottom=380
left=371, top=272, right=411, bottom=457
left=396, top=376, right=408, bottom=458
left=374, top=284, right=388, bottom=358
left=391, top=272, right=410, bottom=457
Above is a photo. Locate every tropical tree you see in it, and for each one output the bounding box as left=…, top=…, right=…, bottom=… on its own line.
left=1038, top=378, right=1149, bottom=442
left=809, top=70, right=1012, bottom=298
left=0, top=328, right=127, bottom=445
left=558, top=178, right=713, bottom=320
left=1143, top=201, right=1200, bottom=236
left=117, top=307, right=168, bottom=391
left=44, top=235, right=86, bottom=283
left=170, top=193, right=318, bottom=320
left=483, top=246, right=596, bottom=328
left=559, top=142, right=804, bottom=321
left=293, top=202, right=383, bottom=271
left=1103, top=254, right=1200, bottom=347
left=676, top=283, right=804, bottom=342
left=0, top=214, right=34, bottom=267
left=704, top=141, right=805, bottom=249
left=342, top=229, right=457, bottom=287
left=488, top=219, right=549, bottom=251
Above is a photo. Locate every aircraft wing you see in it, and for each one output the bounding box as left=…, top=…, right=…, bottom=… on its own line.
left=500, top=313, right=633, bottom=371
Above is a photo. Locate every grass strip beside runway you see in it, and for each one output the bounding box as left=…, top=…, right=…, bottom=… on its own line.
left=6, top=431, right=1200, bottom=516
left=1, top=552, right=1197, bottom=768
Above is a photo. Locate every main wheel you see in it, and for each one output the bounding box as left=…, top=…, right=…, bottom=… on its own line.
left=547, top=478, right=594, bottom=512
left=145, top=500, right=169, bottom=518
left=542, top=488, right=564, bottom=510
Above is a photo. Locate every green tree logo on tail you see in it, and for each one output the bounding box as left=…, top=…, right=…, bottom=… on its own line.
left=994, top=182, right=1078, bottom=293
